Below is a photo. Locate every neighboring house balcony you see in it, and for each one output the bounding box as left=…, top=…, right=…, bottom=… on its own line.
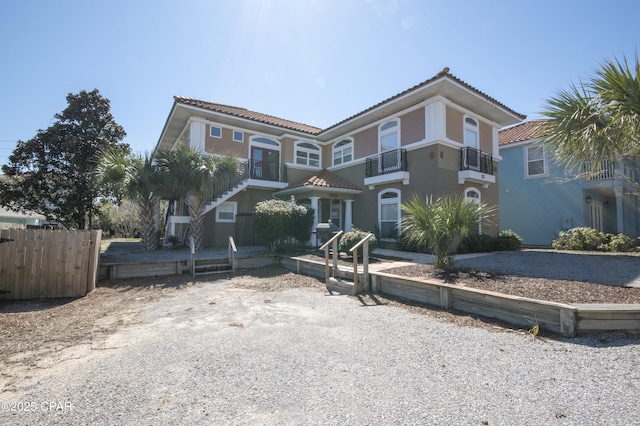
left=458, top=147, right=495, bottom=187
left=582, top=160, right=615, bottom=182
left=581, top=159, right=640, bottom=192
left=364, top=148, right=409, bottom=189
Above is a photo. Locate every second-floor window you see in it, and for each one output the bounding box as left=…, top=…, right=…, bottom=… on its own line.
left=233, top=131, right=244, bottom=142
left=210, top=125, right=222, bottom=138
left=526, top=145, right=546, bottom=177
left=379, top=120, right=399, bottom=152
left=295, top=142, right=320, bottom=167
left=333, top=139, right=353, bottom=166
left=464, top=117, right=478, bottom=148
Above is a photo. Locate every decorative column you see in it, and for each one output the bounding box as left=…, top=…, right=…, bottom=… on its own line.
left=344, top=199, right=354, bottom=232
left=615, top=187, right=624, bottom=233
left=309, top=197, right=320, bottom=246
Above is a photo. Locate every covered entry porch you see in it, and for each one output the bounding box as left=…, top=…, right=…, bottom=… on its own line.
left=273, top=169, right=362, bottom=246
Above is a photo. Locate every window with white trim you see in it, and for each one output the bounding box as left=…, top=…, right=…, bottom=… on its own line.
left=216, top=202, right=237, bottom=223
left=378, top=189, right=400, bottom=240
left=526, top=145, right=546, bottom=177
left=210, top=125, right=222, bottom=138
left=464, top=117, right=478, bottom=148
left=233, top=131, right=244, bottom=142
left=332, top=138, right=353, bottom=166
left=379, top=120, right=399, bottom=152
left=295, top=142, right=321, bottom=167
left=465, top=188, right=481, bottom=234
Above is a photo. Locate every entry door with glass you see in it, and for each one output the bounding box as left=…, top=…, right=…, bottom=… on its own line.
left=251, top=146, right=279, bottom=181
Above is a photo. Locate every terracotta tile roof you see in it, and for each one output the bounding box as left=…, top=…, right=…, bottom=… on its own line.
left=174, top=96, right=323, bottom=135
left=322, top=68, right=526, bottom=132
left=286, top=169, right=361, bottom=191
left=499, top=119, right=548, bottom=146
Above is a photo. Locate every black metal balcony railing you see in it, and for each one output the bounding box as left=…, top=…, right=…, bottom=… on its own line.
left=460, top=147, right=493, bottom=175
left=365, top=149, right=408, bottom=178
left=204, top=160, right=287, bottom=205
left=248, top=159, right=287, bottom=182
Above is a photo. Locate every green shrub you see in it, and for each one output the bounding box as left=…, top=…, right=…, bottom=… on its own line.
left=339, top=227, right=378, bottom=258
left=457, top=230, right=523, bottom=253
left=497, top=229, right=523, bottom=251
left=552, top=227, right=608, bottom=251
left=457, top=234, right=497, bottom=253
left=254, top=197, right=314, bottom=252
left=600, top=233, right=635, bottom=252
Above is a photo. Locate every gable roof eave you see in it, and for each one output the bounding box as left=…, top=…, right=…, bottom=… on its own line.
left=319, top=69, right=526, bottom=140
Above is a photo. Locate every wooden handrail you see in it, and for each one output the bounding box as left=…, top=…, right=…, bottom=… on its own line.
left=228, top=236, right=237, bottom=272
left=320, top=231, right=343, bottom=285
left=349, top=233, right=374, bottom=293
left=319, top=230, right=343, bottom=251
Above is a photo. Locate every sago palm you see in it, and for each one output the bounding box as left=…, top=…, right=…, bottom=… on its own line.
left=401, top=193, right=495, bottom=269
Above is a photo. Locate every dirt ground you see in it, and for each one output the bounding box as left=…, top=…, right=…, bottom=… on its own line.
left=2, top=248, right=640, bottom=386
left=0, top=264, right=519, bottom=383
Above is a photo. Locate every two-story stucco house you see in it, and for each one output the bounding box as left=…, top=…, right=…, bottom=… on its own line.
left=499, top=120, right=640, bottom=246
left=155, top=68, right=525, bottom=247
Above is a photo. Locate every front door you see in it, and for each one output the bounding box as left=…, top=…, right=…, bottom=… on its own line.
left=251, top=147, right=279, bottom=181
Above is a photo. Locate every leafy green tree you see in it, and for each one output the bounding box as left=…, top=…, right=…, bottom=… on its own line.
left=0, top=89, right=128, bottom=228
left=95, top=149, right=161, bottom=250
left=541, top=54, right=640, bottom=169
left=400, top=193, right=495, bottom=269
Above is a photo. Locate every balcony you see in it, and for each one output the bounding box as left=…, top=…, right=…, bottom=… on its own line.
left=582, top=160, right=615, bottom=181
left=246, top=159, right=288, bottom=190
left=458, top=147, right=495, bottom=187
left=364, top=149, right=409, bottom=189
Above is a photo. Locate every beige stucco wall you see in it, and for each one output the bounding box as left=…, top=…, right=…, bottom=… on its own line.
left=205, top=125, right=249, bottom=158
left=400, top=107, right=425, bottom=146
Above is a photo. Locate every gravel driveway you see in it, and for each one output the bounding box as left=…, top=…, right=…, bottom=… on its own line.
left=2, top=273, right=639, bottom=425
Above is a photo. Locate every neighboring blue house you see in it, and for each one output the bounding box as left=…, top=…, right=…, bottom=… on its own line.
left=498, top=120, right=640, bottom=247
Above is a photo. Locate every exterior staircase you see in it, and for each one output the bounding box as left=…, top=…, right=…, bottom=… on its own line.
left=201, top=161, right=251, bottom=216
left=193, top=258, right=233, bottom=276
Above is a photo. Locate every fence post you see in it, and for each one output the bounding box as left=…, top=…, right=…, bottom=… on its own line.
left=87, top=230, right=101, bottom=294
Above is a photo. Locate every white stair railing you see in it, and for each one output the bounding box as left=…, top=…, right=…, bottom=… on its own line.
left=228, top=236, right=237, bottom=273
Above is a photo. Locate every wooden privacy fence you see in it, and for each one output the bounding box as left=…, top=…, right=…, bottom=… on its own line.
left=0, top=229, right=101, bottom=300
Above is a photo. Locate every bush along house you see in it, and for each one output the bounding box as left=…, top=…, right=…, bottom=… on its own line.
left=154, top=67, right=525, bottom=247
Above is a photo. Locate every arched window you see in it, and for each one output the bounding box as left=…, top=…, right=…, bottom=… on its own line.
left=464, top=117, right=478, bottom=148
left=332, top=138, right=353, bottom=166
left=378, top=189, right=400, bottom=240
left=465, top=188, right=482, bottom=234
left=251, top=137, right=279, bottom=147
left=379, top=120, right=399, bottom=152
left=295, top=142, right=320, bottom=167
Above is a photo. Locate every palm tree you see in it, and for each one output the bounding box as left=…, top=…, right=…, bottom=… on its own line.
left=401, top=193, right=495, bottom=269
left=541, top=54, right=640, bottom=170
left=96, top=149, right=161, bottom=250
left=155, top=143, right=240, bottom=250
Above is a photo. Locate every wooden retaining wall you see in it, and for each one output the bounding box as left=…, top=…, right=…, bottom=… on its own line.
left=281, top=257, right=640, bottom=337
left=0, top=228, right=101, bottom=299
left=99, top=255, right=277, bottom=282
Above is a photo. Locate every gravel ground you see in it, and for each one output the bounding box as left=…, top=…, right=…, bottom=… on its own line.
left=2, top=270, right=639, bottom=425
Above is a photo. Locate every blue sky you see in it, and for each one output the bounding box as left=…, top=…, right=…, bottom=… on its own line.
left=1, top=0, right=638, bottom=166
